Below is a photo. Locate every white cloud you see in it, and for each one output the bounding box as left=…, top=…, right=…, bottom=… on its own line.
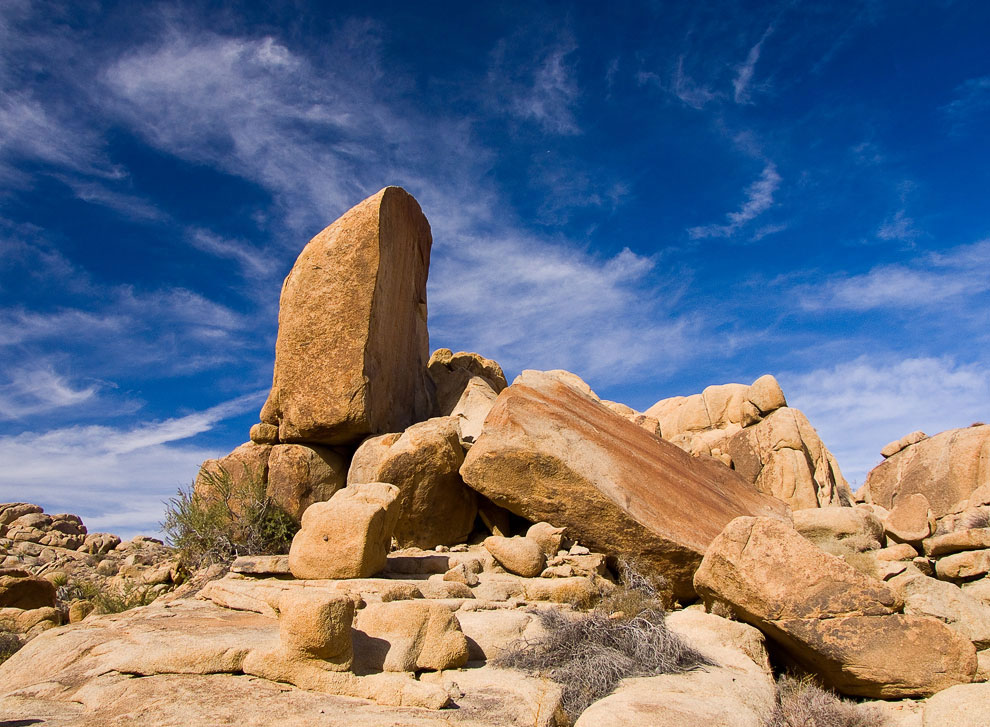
left=733, top=26, right=773, bottom=104
left=429, top=236, right=696, bottom=385
left=800, top=239, right=990, bottom=311
left=688, top=163, right=781, bottom=239
left=876, top=209, right=919, bottom=241
left=941, top=75, right=990, bottom=135
left=0, top=366, right=98, bottom=420
left=0, top=390, right=267, bottom=538
left=672, top=56, right=719, bottom=109
left=783, top=355, right=990, bottom=487
left=488, top=35, right=581, bottom=135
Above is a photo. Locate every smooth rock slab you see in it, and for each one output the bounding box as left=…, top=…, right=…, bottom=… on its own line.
left=922, top=683, right=990, bottom=727
left=924, top=528, right=990, bottom=557
left=461, top=371, right=788, bottom=599
left=936, top=549, right=990, bottom=581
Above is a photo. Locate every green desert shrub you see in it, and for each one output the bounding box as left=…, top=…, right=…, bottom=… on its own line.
left=496, top=562, right=714, bottom=720
left=58, top=578, right=157, bottom=615
left=765, top=675, right=887, bottom=727
left=162, top=463, right=298, bottom=570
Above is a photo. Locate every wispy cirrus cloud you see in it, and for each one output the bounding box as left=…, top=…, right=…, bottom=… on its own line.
left=941, top=75, right=990, bottom=135
left=876, top=208, right=920, bottom=242
left=687, top=163, right=781, bottom=239
left=799, top=239, right=990, bottom=311
left=0, top=390, right=267, bottom=537
left=733, top=26, right=773, bottom=104
left=0, top=365, right=98, bottom=420
left=488, top=35, right=582, bottom=135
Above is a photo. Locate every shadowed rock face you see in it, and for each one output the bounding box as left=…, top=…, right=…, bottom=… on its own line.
left=261, top=186, right=435, bottom=446
left=460, top=371, right=790, bottom=599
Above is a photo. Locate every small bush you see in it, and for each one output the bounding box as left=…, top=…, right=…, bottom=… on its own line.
left=58, top=578, right=157, bottom=614
left=496, top=562, right=715, bottom=720
left=0, top=633, right=22, bottom=666
left=765, top=675, right=887, bottom=727
left=162, top=463, right=298, bottom=570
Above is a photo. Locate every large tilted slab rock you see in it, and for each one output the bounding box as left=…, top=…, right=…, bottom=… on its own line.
left=460, top=370, right=789, bottom=599
left=260, top=187, right=435, bottom=445
left=347, top=416, right=476, bottom=548
left=695, top=517, right=977, bottom=697
left=288, top=483, right=400, bottom=579
left=863, top=424, right=990, bottom=518
left=647, top=378, right=852, bottom=509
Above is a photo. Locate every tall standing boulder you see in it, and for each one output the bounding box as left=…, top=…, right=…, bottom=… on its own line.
left=260, top=187, right=435, bottom=445
left=460, top=370, right=789, bottom=599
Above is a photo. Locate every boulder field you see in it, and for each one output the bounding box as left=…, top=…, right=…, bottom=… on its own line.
left=4, top=187, right=990, bottom=725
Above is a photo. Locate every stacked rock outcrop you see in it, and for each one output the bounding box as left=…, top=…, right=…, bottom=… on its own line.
left=645, top=376, right=853, bottom=509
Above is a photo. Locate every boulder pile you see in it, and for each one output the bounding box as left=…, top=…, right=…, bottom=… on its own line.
left=3, top=187, right=989, bottom=726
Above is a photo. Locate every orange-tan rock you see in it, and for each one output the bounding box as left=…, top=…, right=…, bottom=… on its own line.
left=647, top=377, right=851, bottom=509
left=863, top=425, right=990, bottom=518
left=347, top=417, right=476, bottom=548
left=695, top=516, right=976, bottom=697
left=260, top=187, right=435, bottom=445
left=267, top=443, right=347, bottom=522
left=461, top=370, right=789, bottom=599
left=288, top=483, right=400, bottom=579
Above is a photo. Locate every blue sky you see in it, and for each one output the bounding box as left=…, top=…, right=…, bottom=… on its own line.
left=1, top=0, right=988, bottom=538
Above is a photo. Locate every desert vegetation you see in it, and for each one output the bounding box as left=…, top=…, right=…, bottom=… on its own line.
left=496, top=562, right=714, bottom=719
left=765, top=675, right=887, bottom=727
left=162, top=464, right=298, bottom=570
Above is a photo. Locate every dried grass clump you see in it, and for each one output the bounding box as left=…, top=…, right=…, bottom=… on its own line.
left=162, top=464, right=297, bottom=570
left=807, top=534, right=881, bottom=579
left=495, top=562, right=715, bottom=720
left=961, top=507, right=990, bottom=530
left=765, top=676, right=887, bottom=727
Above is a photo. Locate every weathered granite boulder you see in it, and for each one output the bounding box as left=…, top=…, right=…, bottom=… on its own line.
left=194, top=442, right=272, bottom=504
left=0, top=571, right=56, bottom=610
left=287, top=483, right=400, bottom=579
left=460, top=370, right=789, bottom=599
left=483, top=535, right=546, bottom=577
left=863, top=424, right=990, bottom=518
left=348, top=417, right=476, bottom=548
left=353, top=601, right=469, bottom=672
left=695, top=516, right=977, bottom=697
left=267, top=443, right=347, bottom=522
left=889, top=571, right=990, bottom=648
left=428, top=348, right=507, bottom=445
left=647, top=378, right=852, bottom=509
left=260, top=187, right=435, bottom=445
